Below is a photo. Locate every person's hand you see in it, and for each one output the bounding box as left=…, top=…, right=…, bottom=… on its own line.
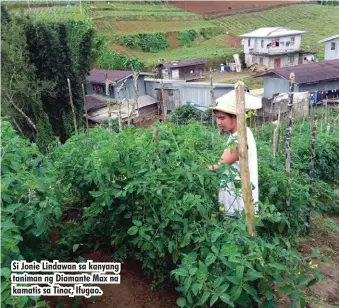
left=208, top=165, right=216, bottom=172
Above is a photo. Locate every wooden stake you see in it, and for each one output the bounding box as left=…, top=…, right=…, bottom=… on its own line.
left=67, top=78, right=78, bottom=133
left=235, top=81, right=255, bottom=238
left=306, top=114, right=317, bottom=231
left=272, top=108, right=281, bottom=157
left=82, top=84, right=89, bottom=132
left=285, top=72, right=295, bottom=210
left=210, top=67, right=216, bottom=128
left=160, top=76, right=166, bottom=123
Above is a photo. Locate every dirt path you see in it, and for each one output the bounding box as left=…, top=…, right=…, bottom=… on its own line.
left=85, top=252, right=178, bottom=308
left=298, top=215, right=339, bottom=307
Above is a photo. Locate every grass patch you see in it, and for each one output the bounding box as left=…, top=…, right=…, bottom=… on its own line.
left=222, top=77, right=264, bottom=90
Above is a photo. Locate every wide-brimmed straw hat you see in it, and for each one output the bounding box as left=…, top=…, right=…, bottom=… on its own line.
left=209, top=90, right=262, bottom=115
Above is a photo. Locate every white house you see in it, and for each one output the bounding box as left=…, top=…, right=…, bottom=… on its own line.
left=240, top=27, right=316, bottom=69
left=318, top=34, right=339, bottom=60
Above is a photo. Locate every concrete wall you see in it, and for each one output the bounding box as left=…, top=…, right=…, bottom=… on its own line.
left=324, top=38, right=339, bottom=60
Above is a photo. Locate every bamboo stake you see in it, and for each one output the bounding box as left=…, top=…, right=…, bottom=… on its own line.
left=160, top=75, right=167, bottom=123
left=128, top=71, right=140, bottom=126
left=235, top=81, right=255, bottom=238
left=67, top=78, right=78, bottom=133
left=210, top=67, right=216, bottom=128
left=306, top=114, right=317, bottom=231
left=82, top=84, right=89, bottom=132
left=105, top=75, right=112, bottom=132
left=272, top=109, right=281, bottom=158
left=285, top=73, right=295, bottom=210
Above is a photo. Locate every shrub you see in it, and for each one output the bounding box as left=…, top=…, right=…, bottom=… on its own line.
left=178, top=29, right=198, bottom=47
left=138, top=33, right=169, bottom=52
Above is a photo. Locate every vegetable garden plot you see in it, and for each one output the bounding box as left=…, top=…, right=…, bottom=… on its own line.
left=2, top=110, right=339, bottom=307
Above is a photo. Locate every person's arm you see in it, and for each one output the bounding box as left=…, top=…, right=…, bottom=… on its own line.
left=209, top=144, right=239, bottom=172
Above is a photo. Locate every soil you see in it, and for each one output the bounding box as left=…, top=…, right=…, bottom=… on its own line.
left=225, top=34, right=242, bottom=48
left=166, top=32, right=181, bottom=48
left=45, top=250, right=178, bottom=308
left=173, top=1, right=303, bottom=17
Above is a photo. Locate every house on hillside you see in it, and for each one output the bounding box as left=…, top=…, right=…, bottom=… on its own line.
left=319, top=34, right=339, bottom=60
left=240, top=27, right=316, bottom=70
left=85, top=69, right=159, bottom=124
left=253, top=59, right=339, bottom=100
left=86, top=69, right=155, bottom=99
left=155, top=59, right=207, bottom=81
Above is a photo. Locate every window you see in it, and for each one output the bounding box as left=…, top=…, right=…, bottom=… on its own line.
left=252, top=56, right=256, bottom=63
left=248, top=39, right=251, bottom=47
left=291, top=37, right=295, bottom=45
left=259, top=57, right=264, bottom=65
left=331, top=42, right=336, bottom=50
left=288, top=55, right=295, bottom=63
left=261, top=40, right=264, bottom=48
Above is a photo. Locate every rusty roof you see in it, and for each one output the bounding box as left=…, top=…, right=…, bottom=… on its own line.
left=254, top=60, right=339, bottom=85
left=157, top=58, right=207, bottom=69
left=87, top=69, right=155, bottom=84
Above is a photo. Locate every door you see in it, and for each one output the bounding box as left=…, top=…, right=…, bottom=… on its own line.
left=274, top=58, right=281, bottom=68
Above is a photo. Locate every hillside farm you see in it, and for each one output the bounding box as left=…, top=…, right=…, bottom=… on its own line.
left=10, top=2, right=339, bottom=67
left=2, top=2, right=339, bottom=308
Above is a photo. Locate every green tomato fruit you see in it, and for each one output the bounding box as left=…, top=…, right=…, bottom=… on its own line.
left=219, top=206, right=225, bottom=213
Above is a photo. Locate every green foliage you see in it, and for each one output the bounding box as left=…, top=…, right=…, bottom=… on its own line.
left=199, top=27, right=221, bottom=40
left=121, top=35, right=137, bottom=48
left=97, top=48, right=145, bottom=71
left=36, top=112, right=55, bottom=154
left=138, top=33, right=169, bottom=52
left=49, top=123, right=320, bottom=306
left=167, top=105, right=212, bottom=126
left=1, top=119, right=61, bottom=307
left=1, top=10, right=97, bottom=144
left=178, top=29, right=198, bottom=47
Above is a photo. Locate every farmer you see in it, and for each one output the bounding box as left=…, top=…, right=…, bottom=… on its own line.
left=208, top=91, right=259, bottom=217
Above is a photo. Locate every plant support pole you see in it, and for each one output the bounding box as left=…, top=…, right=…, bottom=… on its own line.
left=105, top=75, right=112, bottom=132
left=67, top=78, right=78, bottom=133
left=285, top=72, right=295, bottom=210
left=82, top=84, right=89, bottom=132
left=235, top=81, right=255, bottom=238
left=307, top=114, right=317, bottom=231
left=210, top=67, right=216, bottom=128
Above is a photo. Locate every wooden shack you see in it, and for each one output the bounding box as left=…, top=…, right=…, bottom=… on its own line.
left=156, top=59, right=207, bottom=81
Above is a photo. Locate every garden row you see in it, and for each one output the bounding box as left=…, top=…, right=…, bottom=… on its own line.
left=2, top=107, right=338, bottom=307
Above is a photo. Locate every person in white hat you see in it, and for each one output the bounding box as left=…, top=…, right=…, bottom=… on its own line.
left=208, top=90, right=259, bottom=217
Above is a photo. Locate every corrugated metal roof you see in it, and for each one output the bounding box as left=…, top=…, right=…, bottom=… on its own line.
left=157, top=58, right=207, bottom=69
left=87, top=69, right=155, bottom=84
left=253, top=60, right=339, bottom=85
left=318, top=34, right=339, bottom=43
left=240, top=27, right=306, bottom=38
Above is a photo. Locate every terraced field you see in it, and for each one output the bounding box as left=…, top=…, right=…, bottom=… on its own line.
left=9, top=2, right=339, bottom=67
left=100, top=20, right=217, bottom=35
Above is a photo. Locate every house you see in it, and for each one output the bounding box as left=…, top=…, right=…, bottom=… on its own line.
left=84, top=69, right=159, bottom=124
left=84, top=95, right=159, bottom=125
left=86, top=69, right=155, bottom=99
left=240, top=27, right=316, bottom=69
left=145, top=79, right=253, bottom=111
left=253, top=59, right=339, bottom=99
left=155, top=59, right=207, bottom=81
left=319, top=34, right=339, bottom=60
